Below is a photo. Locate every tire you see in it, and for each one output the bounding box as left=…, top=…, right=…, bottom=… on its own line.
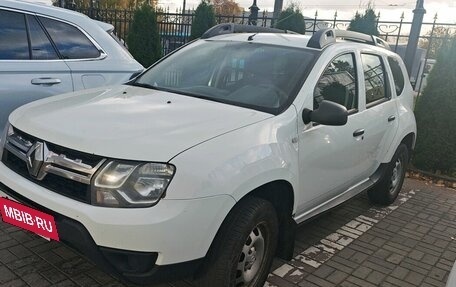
left=196, top=197, right=279, bottom=287
left=368, top=143, right=409, bottom=205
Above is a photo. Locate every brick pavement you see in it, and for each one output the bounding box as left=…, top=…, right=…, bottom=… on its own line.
left=0, top=178, right=455, bottom=287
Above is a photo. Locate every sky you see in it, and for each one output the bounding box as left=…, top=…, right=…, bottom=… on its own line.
left=23, top=0, right=456, bottom=22
left=158, top=0, right=456, bottom=23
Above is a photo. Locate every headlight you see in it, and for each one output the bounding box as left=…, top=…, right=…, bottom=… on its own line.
left=92, top=160, right=175, bottom=208
left=0, top=123, right=13, bottom=160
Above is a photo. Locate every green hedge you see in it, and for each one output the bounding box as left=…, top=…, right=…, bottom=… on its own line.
left=412, top=38, right=456, bottom=176
left=126, top=5, right=162, bottom=68
left=190, top=0, right=216, bottom=40
left=275, top=6, right=305, bottom=34
left=348, top=8, right=379, bottom=36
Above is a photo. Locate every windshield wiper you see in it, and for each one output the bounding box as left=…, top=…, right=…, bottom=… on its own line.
left=169, top=88, right=232, bottom=105
left=129, top=82, right=164, bottom=91
left=129, top=83, right=232, bottom=106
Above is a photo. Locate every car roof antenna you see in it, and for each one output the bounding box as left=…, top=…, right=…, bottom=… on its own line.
left=247, top=33, right=257, bottom=41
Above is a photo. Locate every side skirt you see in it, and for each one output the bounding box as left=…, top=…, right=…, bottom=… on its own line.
left=293, top=163, right=388, bottom=225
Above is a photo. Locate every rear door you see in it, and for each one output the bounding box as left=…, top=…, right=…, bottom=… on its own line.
left=0, top=9, right=72, bottom=131
left=357, top=53, right=399, bottom=172
left=36, top=16, right=109, bottom=91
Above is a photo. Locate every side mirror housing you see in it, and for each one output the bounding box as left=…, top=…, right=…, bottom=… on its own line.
left=302, top=100, right=348, bottom=126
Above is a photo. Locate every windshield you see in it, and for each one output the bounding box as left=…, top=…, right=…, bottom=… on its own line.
left=133, top=40, right=317, bottom=114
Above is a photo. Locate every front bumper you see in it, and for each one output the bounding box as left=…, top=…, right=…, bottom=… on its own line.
left=0, top=161, right=236, bottom=284
left=0, top=182, right=203, bottom=284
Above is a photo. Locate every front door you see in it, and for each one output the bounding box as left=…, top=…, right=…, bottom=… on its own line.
left=296, top=52, right=372, bottom=213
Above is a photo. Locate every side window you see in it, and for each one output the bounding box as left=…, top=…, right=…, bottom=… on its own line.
left=0, top=10, right=29, bottom=60
left=387, top=57, right=405, bottom=96
left=314, top=53, right=358, bottom=111
left=38, top=17, right=100, bottom=59
left=362, top=54, right=389, bottom=105
left=26, top=15, right=59, bottom=60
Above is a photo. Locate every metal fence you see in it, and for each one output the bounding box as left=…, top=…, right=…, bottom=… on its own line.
left=75, top=8, right=456, bottom=52
left=74, top=7, right=456, bottom=90
left=74, top=8, right=277, bottom=54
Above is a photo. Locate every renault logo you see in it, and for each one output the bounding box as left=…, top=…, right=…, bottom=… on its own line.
left=26, top=142, right=45, bottom=178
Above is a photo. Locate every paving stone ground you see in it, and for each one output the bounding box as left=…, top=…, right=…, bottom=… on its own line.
left=1, top=178, right=456, bottom=287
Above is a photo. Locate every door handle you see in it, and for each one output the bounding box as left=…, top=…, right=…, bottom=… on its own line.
left=353, top=129, right=365, bottom=137
left=388, top=115, right=396, bottom=122
left=31, top=78, right=61, bottom=85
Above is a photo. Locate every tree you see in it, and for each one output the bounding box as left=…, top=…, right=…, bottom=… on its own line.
left=412, top=37, right=456, bottom=175
left=274, top=5, right=305, bottom=34
left=348, top=6, right=379, bottom=36
left=126, top=4, right=162, bottom=67
left=64, top=0, right=158, bottom=9
left=419, top=26, right=456, bottom=59
left=190, top=0, right=216, bottom=40
left=213, top=0, right=242, bottom=15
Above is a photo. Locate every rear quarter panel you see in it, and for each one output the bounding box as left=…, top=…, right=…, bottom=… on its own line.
left=383, top=55, right=417, bottom=162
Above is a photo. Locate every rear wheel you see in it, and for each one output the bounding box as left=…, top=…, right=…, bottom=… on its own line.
left=368, top=144, right=409, bottom=205
left=196, top=197, right=278, bottom=287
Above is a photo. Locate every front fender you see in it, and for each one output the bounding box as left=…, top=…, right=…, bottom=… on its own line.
left=167, top=107, right=299, bottom=210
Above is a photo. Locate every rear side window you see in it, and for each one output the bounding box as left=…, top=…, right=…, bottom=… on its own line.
left=361, top=54, right=389, bottom=105
left=39, top=17, right=100, bottom=59
left=388, top=57, right=405, bottom=96
left=0, top=10, right=29, bottom=60
left=26, top=15, right=58, bottom=60
left=314, top=53, right=358, bottom=111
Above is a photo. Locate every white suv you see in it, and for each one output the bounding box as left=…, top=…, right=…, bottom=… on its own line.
left=0, top=0, right=143, bottom=132
left=0, top=25, right=416, bottom=287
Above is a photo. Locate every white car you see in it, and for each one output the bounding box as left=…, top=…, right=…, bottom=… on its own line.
left=0, top=0, right=144, bottom=132
left=0, top=25, right=416, bottom=286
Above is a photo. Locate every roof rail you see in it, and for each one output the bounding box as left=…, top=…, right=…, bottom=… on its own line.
left=307, top=29, right=336, bottom=49
left=201, top=23, right=297, bottom=39
left=336, top=30, right=391, bottom=50
left=307, top=28, right=391, bottom=50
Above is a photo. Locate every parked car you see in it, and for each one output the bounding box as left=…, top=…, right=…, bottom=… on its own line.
left=415, top=58, right=436, bottom=92
left=0, top=0, right=144, bottom=132
left=447, top=261, right=456, bottom=286
left=0, top=25, right=416, bottom=287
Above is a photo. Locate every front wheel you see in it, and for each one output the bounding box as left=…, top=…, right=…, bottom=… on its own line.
left=196, top=197, right=278, bottom=287
left=368, top=143, right=409, bottom=205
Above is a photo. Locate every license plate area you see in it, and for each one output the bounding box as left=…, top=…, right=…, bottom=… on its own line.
left=0, top=197, right=59, bottom=241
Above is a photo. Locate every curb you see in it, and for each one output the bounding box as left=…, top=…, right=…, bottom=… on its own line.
left=407, top=167, right=456, bottom=189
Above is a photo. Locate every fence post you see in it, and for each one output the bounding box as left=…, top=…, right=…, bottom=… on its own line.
left=404, top=0, right=426, bottom=75
left=394, top=12, right=405, bottom=52
left=376, top=12, right=380, bottom=31
left=312, top=11, right=318, bottom=34
left=273, top=0, right=283, bottom=24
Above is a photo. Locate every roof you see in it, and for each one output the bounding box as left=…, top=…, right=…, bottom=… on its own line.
left=0, top=0, right=89, bottom=23
left=207, top=33, right=315, bottom=50
left=202, top=25, right=392, bottom=52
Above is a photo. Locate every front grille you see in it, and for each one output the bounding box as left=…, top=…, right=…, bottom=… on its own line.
left=1, top=127, right=105, bottom=204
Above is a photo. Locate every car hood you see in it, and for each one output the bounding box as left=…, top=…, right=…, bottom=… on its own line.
left=9, top=85, right=272, bottom=162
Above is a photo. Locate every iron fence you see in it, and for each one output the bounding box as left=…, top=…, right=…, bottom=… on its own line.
left=74, top=7, right=456, bottom=91
left=74, top=8, right=278, bottom=54
left=75, top=7, right=456, bottom=53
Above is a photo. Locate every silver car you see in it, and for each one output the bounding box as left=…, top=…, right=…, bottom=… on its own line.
left=0, top=0, right=144, bottom=130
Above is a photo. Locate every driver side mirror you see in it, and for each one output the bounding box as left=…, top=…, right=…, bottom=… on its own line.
left=302, top=100, right=348, bottom=126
